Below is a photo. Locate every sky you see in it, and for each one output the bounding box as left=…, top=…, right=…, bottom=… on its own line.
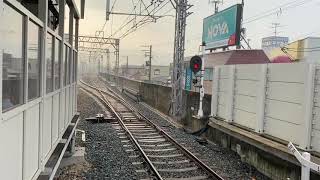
left=78, top=0, right=320, bottom=68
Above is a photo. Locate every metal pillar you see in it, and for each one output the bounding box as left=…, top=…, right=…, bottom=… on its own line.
left=107, top=51, right=110, bottom=73
left=171, top=0, right=189, bottom=118
left=197, top=44, right=206, bottom=117
left=148, top=45, right=152, bottom=81
left=126, top=56, right=129, bottom=77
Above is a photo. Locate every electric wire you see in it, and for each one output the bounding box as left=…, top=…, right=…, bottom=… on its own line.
left=243, top=0, right=315, bottom=24
left=245, top=0, right=307, bottom=21
left=119, top=0, right=172, bottom=39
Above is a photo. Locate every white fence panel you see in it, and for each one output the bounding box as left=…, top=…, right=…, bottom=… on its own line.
left=264, top=64, right=307, bottom=146
left=52, top=94, right=60, bottom=145
left=312, top=67, right=320, bottom=152
left=75, top=84, right=78, bottom=113
left=311, top=129, right=320, bottom=152
left=65, top=87, right=70, bottom=127
left=233, top=65, right=260, bottom=129
left=24, top=104, right=40, bottom=180
left=70, top=86, right=73, bottom=123
left=0, top=113, right=23, bottom=180
left=217, top=66, right=229, bottom=120
left=43, top=97, right=53, bottom=158
left=69, top=86, right=73, bottom=122
left=211, top=63, right=317, bottom=151
left=59, top=90, right=65, bottom=136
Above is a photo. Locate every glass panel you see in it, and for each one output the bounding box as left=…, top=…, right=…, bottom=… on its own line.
left=1, top=3, right=24, bottom=111
left=54, top=39, right=60, bottom=90
left=64, top=5, right=70, bottom=41
left=46, top=33, right=54, bottom=93
left=67, top=47, right=71, bottom=85
left=62, top=45, right=66, bottom=86
left=64, top=45, right=69, bottom=85
left=73, top=51, right=77, bottom=82
left=47, top=0, right=59, bottom=33
left=71, top=51, right=73, bottom=83
left=28, top=21, right=41, bottom=100
left=19, top=0, right=38, bottom=17
left=73, top=18, right=76, bottom=46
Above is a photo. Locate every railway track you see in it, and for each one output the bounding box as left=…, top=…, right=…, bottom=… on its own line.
left=80, top=80, right=224, bottom=180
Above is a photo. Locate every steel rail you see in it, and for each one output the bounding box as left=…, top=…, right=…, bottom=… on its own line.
left=97, top=79, right=224, bottom=180
left=81, top=79, right=224, bottom=180
left=79, top=82, right=163, bottom=180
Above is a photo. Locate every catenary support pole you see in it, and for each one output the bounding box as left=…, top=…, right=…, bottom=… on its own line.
left=197, top=44, right=206, bottom=117
left=149, top=45, right=152, bottom=81
left=126, top=56, right=129, bottom=77
left=171, top=0, right=189, bottom=118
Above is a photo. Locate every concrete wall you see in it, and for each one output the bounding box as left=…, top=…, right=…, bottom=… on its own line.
left=101, top=73, right=212, bottom=120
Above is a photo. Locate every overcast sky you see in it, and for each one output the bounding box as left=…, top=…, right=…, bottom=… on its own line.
left=79, top=0, right=320, bottom=67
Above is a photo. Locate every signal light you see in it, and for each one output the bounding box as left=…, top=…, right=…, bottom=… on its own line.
left=190, top=56, right=202, bottom=74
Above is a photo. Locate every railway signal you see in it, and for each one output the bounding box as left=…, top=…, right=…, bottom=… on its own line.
left=189, top=54, right=205, bottom=118
left=190, top=55, right=202, bottom=74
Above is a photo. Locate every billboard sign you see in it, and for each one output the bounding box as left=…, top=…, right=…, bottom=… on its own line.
left=202, top=4, right=242, bottom=50
left=261, top=36, right=289, bottom=49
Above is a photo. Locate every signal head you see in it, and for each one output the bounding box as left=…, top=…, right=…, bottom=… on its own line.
left=190, top=56, right=202, bottom=74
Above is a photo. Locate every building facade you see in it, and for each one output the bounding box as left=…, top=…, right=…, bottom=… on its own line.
left=0, top=0, right=83, bottom=179
left=262, top=36, right=289, bottom=56
left=269, top=37, right=320, bottom=63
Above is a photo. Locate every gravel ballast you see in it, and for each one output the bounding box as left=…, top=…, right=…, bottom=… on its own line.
left=94, top=77, right=270, bottom=180
left=58, top=89, right=139, bottom=180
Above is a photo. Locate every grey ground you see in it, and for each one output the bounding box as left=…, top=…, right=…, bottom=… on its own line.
left=56, top=89, right=139, bottom=180
left=57, top=77, right=270, bottom=180
left=101, top=78, right=270, bottom=180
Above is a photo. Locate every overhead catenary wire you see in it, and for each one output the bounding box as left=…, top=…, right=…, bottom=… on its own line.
left=243, top=0, right=315, bottom=24
left=107, top=0, right=166, bottom=39
left=149, top=0, right=318, bottom=48
left=119, top=1, right=173, bottom=39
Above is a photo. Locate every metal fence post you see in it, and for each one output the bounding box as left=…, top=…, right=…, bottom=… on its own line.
left=302, top=152, right=311, bottom=180
left=301, top=64, right=315, bottom=150
left=211, top=67, right=220, bottom=117
left=39, top=0, right=49, bottom=171
left=0, top=0, right=3, bottom=120
left=226, top=65, right=235, bottom=123
left=256, top=64, right=267, bottom=133
left=288, top=142, right=320, bottom=180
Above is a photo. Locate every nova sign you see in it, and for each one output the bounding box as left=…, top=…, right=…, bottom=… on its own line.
left=202, top=4, right=242, bottom=50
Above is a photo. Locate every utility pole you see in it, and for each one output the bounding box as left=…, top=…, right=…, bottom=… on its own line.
left=148, top=46, right=152, bottom=81
left=126, top=56, right=129, bottom=77
left=272, top=22, right=281, bottom=37
left=141, top=45, right=152, bottom=81
left=100, top=55, right=103, bottom=73
left=107, top=50, right=110, bottom=73
left=114, top=39, right=120, bottom=76
left=236, top=0, right=245, bottom=49
left=209, top=0, right=223, bottom=14
left=171, top=0, right=192, bottom=118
